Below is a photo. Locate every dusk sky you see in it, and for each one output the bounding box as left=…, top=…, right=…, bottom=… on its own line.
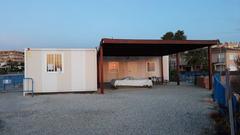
left=0, top=0, right=239, bottom=50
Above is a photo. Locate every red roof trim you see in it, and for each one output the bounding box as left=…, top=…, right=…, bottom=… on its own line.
left=101, top=38, right=220, bottom=45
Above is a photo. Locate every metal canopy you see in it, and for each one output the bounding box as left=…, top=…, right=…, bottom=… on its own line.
left=98, top=38, right=220, bottom=94
left=100, top=38, right=220, bottom=56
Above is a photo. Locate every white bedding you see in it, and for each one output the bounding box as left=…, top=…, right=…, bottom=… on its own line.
left=112, top=77, right=153, bottom=88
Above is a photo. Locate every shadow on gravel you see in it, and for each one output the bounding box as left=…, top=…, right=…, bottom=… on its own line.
left=209, top=112, right=230, bottom=135
left=0, top=119, right=5, bottom=130
left=202, top=127, right=215, bottom=135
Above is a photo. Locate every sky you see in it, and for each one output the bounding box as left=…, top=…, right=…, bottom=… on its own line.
left=0, top=0, right=239, bottom=50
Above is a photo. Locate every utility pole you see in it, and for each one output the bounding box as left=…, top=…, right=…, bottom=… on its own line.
left=225, top=68, right=235, bottom=135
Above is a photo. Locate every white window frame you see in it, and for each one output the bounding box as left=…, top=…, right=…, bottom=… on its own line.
left=108, top=62, right=119, bottom=73
left=45, top=52, right=64, bottom=73
left=146, top=61, right=156, bottom=73
left=229, top=54, right=236, bottom=60
left=218, top=53, right=225, bottom=62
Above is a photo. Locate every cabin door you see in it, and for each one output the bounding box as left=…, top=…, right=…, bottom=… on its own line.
left=127, top=62, right=138, bottom=77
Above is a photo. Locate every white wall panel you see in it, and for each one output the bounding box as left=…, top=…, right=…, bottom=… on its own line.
left=25, top=49, right=97, bottom=93
left=163, top=56, right=169, bottom=81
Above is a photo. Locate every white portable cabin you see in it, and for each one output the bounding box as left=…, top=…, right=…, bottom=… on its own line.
left=24, top=48, right=97, bottom=94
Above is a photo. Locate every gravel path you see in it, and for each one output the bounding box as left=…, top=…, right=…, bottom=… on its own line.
left=0, top=84, right=213, bottom=135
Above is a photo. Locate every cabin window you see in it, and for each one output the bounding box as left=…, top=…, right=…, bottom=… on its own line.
left=46, top=53, right=63, bottom=72
left=147, top=62, right=155, bottom=72
left=109, top=62, right=119, bottom=73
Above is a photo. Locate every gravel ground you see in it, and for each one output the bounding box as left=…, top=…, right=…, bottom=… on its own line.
left=0, top=83, right=213, bottom=135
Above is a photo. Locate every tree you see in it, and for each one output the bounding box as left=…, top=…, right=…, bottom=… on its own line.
left=183, top=49, right=208, bottom=71
left=161, top=30, right=187, bottom=80
left=173, top=30, right=187, bottom=40
left=161, top=30, right=207, bottom=72
left=161, top=32, right=174, bottom=40
left=161, top=30, right=186, bottom=40
left=4, top=60, right=24, bottom=73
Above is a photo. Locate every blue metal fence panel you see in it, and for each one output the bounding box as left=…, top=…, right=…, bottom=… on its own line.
left=0, top=74, right=24, bottom=90
left=232, top=96, right=239, bottom=113
left=213, top=75, right=226, bottom=107
left=213, top=73, right=239, bottom=111
left=180, top=71, right=208, bottom=83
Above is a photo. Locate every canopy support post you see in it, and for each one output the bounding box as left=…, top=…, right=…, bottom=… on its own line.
left=99, top=46, right=104, bottom=94
left=176, top=53, right=180, bottom=85
left=97, top=51, right=99, bottom=90
left=160, top=56, right=164, bottom=84
left=208, top=46, right=212, bottom=90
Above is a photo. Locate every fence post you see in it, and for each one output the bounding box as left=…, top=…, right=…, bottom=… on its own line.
left=31, top=78, right=34, bottom=97
left=3, top=83, right=5, bottom=91
left=225, top=69, right=235, bottom=135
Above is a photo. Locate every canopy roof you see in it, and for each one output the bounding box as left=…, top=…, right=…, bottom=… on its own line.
left=100, top=38, right=220, bottom=56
